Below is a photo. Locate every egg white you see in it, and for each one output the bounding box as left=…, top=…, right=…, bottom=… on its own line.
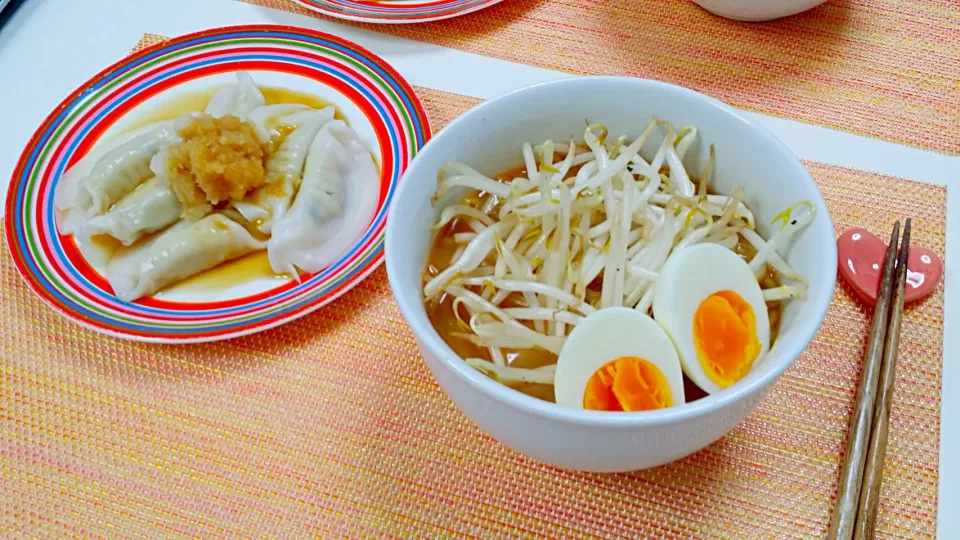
left=554, top=307, right=686, bottom=410
left=652, top=243, right=770, bottom=395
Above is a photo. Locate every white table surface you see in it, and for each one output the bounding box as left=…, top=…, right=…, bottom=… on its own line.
left=0, top=0, right=956, bottom=534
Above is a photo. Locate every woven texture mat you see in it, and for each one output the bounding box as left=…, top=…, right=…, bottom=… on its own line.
left=0, top=35, right=945, bottom=539
left=243, top=0, right=960, bottom=155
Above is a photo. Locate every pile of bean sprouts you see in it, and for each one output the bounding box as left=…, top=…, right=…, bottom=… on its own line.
left=423, top=119, right=814, bottom=387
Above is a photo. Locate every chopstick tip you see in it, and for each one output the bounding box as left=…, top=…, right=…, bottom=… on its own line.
left=887, top=220, right=901, bottom=247
left=899, top=219, right=912, bottom=256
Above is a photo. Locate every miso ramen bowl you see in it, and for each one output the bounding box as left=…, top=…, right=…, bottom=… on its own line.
left=385, top=77, right=836, bottom=472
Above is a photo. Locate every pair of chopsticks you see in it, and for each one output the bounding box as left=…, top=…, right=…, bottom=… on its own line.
left=827, top=220, right=912, bottom=540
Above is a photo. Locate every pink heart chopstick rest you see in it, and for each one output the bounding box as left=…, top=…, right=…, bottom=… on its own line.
left=837, top=227, right=942, bottom=305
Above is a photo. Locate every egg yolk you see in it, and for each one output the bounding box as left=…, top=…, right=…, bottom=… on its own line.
left=583, top=356, right=674, bottom=412
left=693, top=290, right=761, bottom=388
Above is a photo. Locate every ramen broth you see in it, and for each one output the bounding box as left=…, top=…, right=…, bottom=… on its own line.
left=424, top=165, right=783, bottom=403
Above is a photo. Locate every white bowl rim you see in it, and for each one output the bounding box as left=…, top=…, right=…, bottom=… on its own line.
left=386, top=75, right=837, bottom=429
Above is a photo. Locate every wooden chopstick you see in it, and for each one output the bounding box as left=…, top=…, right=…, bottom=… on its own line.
left=852, top=219, right=911, bottom=539
left=827, top=221, right=901, bottom=540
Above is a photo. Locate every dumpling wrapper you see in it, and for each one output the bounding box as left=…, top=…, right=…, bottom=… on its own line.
left=267, top=120, right=379, bottom=276
left=76, top=124, right=182, bottom=217
left=106, top=214, right=265, bottom=302
left=246, top=103, right=309, bottom=143
left=233, top=107, right=335, bottom=233
left=205, top=72, right=266, bottom=121
left=83, top=176, right=182, bottom=246
left=55, top=120, right=175, bottom=234
left=55, top=121, right=173, bottom=211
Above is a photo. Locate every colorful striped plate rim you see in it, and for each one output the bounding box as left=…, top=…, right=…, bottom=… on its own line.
left=291, top=0, right=505, bottom=23
left=3, top=25, right=431, bottom=343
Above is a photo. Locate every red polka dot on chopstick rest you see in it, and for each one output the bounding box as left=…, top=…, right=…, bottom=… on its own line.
left=837, top=227, right=942, bottom=305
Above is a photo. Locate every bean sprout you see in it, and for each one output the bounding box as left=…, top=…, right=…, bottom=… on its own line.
left=465, top=358, right=556, bottom=385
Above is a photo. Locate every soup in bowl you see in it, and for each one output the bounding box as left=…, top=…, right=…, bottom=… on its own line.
left=386, top=77, right=836, bottom=472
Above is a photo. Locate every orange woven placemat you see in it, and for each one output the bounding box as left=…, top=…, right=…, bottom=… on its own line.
left=243, top=0, right=960, bottom=155
left=0, top=35, right=944, bottom=539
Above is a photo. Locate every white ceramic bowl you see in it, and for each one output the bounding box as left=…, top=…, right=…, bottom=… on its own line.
left=692, top=0, right=828, bottom=21
left=385, top=77, right=836, bottom=472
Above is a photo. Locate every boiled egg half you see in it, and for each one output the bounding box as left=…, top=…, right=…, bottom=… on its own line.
left=653, top=243, right=770, bottom=395
left=554, top=307, right=685, bottom=411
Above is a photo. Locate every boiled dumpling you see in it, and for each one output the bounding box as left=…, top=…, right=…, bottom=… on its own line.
left=232, top=107, right=335, bottom=232
left=267, top=120, right=379, bottom=276
left=205, top=72, right=266, bottom=120
left=247, top=103, right=309, bottom=143
left=83, top=176, right=182, bottom=246
left=76, top=124, right=181, bottom=216
left=55, top=120, right=175, bottom=233
left=105, top=213, right=265, bottom=302
left=54, top=120, right=172, bottom=212
left=265, top=109, right=334, bottom=186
